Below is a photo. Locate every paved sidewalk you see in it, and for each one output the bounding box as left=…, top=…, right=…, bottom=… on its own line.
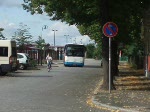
left=92, top=63, right=150, bottom=112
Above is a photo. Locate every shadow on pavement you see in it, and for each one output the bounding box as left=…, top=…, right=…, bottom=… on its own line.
left=84, top=65, right=102, bottom=68
left=13, top=75, right=53, bottom=78
left=119, top=71, right=144, bottom=76
left=6, top=74, right=53, bottom=78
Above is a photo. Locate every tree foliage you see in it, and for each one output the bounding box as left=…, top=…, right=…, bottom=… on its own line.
left=78, top=22, right=102, bottom=43
left=86, top=43, right=102, bottom=59
left=22, top=0, right=149, bottom=44
left=22, top=0, right=148, bottom=59
left=0, top=28, right=7, bottom=40
left=23, top=0, right=100, bottom=25
left=86, top=44, right=95, bottom=58
left=11, top=23, right=33, bottom=51
left=35, top=36, right=46, bottom=49
left=94, top=42, right=102, bottom=59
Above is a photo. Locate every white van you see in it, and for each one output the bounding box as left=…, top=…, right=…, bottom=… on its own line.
left=0, top=40, right=18, bottom=75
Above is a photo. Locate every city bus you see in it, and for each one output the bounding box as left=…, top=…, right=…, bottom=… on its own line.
left=63, top=44, right=86, bottom=67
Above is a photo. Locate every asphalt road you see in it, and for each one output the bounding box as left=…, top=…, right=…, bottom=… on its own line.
left=0, top=59, right=105, bottom=112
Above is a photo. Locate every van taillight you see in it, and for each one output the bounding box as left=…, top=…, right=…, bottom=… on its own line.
left=17, top=60, right=19, bottom=65
left=9, top=56, right=13, bottom=64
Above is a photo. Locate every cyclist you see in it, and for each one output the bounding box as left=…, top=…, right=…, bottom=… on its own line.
left=46, top=54, right=52, bottom=72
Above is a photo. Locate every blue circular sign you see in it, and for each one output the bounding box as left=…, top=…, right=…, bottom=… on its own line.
left=102, top=22, right=118, bottom=38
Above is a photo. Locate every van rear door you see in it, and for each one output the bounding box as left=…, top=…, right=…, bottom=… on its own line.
left=10, top=41, right=17, bottom=70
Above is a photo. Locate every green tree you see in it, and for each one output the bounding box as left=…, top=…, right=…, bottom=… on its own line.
left=86, top=43, right=102, bottom=59
left=35, top=36, right=46, bottom=65
left=35, top=36, right=46, bottom=49
left=78, top=23, right=102, bottom=43
left=0, top=28, right=7, bottom=40
left=86, top=43, right=95, bottom=58
left=12, top=23, right=33, bottom=52
left=93, top=42, right=102, bottom=60
left=22, top=0, right=149, bottom=90
left=122, top=41, right=144, bottom=69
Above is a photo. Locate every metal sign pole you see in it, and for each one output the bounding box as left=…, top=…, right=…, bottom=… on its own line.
left=109, top=37, right=111, bottom=93
left=102, top=22, right=118, bottom=93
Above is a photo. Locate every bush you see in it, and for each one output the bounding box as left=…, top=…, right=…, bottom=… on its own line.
left=30, top=59, right=37, bottom=67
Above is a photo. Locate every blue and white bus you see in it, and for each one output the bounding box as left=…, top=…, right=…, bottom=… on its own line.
left=63, top=44, right=86, bottom=67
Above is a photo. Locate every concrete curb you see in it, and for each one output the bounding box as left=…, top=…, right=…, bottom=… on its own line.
left=91, top=96, right=139, bottom=112
left=91, top=80, right=140, bottom=112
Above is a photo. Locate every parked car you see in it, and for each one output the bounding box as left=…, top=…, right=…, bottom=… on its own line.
left=17, top=53, right=31, bottom=70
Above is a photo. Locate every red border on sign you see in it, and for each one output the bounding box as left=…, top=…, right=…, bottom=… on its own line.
left=102, top=22, right=118, bottom=38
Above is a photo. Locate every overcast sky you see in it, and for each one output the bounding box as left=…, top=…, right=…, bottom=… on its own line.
left=0, top=0, right=94, bottom=46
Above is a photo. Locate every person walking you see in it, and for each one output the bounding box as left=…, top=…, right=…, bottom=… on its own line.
left=46, top=53, right=52, bottom=72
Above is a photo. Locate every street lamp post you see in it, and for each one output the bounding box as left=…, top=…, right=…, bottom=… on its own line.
left=40, top=43, right=46, bottom=66
left=52, top=30, right=58, bottom=60
left=64, top=35, right=69, bottom=43
left=52, top=30, right=58, bottom=46
left=70, top=37, right=72, bottom=43
left=74, top=38, right=76, bottom=44
left=41, top=25, right=48, bottom=37
left=40, top=25, right=48, bottom=65
left=80, top=39, right=82, bottom=44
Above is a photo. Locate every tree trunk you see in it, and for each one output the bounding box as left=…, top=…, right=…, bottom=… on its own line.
left=101, top=37, right=110, bottom=90
left=112, top=40, right=119, bottom=77
left=100, top=0, right=116, bottom=90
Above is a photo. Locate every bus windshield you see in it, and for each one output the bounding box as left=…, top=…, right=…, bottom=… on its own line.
left=65, top=45, right=85, bottom=57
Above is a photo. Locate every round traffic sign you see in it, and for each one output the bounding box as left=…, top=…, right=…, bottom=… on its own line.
left=102, top=22, right=118, bottom=38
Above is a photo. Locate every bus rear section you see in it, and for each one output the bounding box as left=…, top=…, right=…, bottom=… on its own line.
left=64, top=56, right=85, bottom=67
left=64, top=44, right=86, bottom=67
left=0, top=40, right=18, bottom=75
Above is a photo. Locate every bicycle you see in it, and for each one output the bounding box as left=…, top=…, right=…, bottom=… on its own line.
left=47, top=61, right=52, bottom=72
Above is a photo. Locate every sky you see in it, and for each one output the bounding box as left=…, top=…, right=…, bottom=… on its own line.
left=0, top=0, right=94, bottom=46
